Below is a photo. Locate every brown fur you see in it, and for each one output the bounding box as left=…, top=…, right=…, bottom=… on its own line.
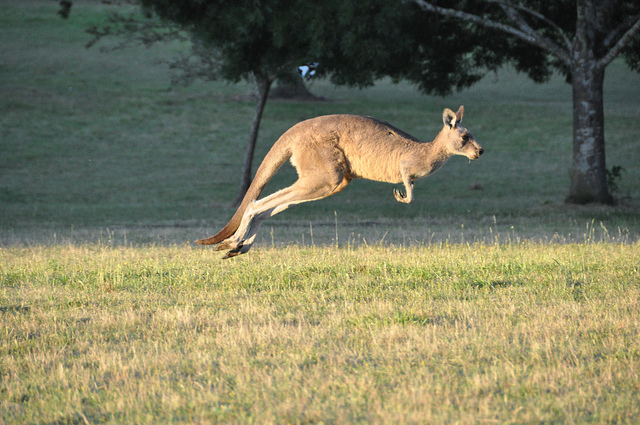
left=197, top=106, right=483, bottom=258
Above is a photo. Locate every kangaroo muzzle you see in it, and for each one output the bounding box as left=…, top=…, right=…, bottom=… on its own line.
left=469, top=143, right=484, bottom=160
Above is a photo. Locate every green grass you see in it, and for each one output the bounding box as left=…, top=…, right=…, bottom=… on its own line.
left=1, top=2, right=640, bottom=423
left=2, top=243, right=640, bottom=424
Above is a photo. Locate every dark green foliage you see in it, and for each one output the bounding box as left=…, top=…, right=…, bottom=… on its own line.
left=409, top=0, right=639, bottom=86
left=316, top=0, right=486, bottom=94
left=139, top=0, right=323, bottom=82
left=623, top=33, right=640, bottom=71
left=137, top=0, right=497, bottom=95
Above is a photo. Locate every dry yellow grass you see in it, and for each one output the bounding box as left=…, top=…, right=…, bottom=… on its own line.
left=1, top=242, right=639, bottom=424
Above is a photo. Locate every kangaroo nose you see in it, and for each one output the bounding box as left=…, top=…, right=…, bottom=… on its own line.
left=479, top=148, right=484, bottom=156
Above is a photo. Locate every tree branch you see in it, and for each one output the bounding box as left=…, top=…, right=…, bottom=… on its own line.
left=413, top=0, right=529, bottom=40
left=485, top=0, right=572, bottom=51
left=599, top=15, right=640, bottom=68
left=413, top=0, right=571, bottom=65
left=496, top=3, right=571, bottom=65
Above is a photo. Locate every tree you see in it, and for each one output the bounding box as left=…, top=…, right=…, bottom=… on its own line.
left=413, top=0, right=640, bottom=205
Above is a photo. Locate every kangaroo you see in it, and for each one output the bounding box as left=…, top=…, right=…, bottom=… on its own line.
left=197, top=106, right=483, bottom=258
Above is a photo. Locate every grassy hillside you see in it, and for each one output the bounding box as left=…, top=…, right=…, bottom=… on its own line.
left=1, top=0, right=639, bottom=248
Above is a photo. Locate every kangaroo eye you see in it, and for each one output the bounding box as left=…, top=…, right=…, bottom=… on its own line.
left=462, top=134, right=469, bottom=142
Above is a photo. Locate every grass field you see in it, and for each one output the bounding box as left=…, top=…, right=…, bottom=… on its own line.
left=1, top=1, right=640, bottom=424
left=2, top=243, right=640, bottom=424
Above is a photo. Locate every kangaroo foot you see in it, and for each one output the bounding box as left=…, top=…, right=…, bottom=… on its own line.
left=222, top=241, right=255, bottom=259
left=393, top=189, right=410, bottom=203
left=222, top=248, right=243, bottom=259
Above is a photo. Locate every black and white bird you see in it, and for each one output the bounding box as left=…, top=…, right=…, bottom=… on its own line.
left=298, top=62, right=318, bottom=80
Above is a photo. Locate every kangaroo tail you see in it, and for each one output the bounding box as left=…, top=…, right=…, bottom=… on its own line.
left=196, top=137, right=292, bottom=246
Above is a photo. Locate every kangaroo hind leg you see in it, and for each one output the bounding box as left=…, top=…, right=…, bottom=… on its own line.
left=220, top=145, right=350, bottom=258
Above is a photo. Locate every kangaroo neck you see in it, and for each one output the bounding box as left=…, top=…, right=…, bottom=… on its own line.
left=415, top=129, right=452, bottom=176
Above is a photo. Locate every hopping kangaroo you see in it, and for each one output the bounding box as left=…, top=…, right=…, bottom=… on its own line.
left=197, top=106, right=483, bottom=258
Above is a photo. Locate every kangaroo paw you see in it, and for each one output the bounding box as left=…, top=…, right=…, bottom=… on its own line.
left=393, top=189, right=409, bottom=203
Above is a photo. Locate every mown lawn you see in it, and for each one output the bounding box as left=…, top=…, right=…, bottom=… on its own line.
left=2, top=243, right=639, bottom=424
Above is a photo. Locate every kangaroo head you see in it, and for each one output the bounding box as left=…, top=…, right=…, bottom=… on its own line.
left=442, top=106, right=484, bottom=160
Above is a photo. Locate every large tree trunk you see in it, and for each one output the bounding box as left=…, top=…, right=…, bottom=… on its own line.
left=231, top=74, right=273, bottom=207
left=566, top=0, right=614, bottom=205
left=567, top=64, right=613, bottom=204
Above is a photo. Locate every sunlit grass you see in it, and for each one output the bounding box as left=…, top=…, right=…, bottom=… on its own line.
left=2, top=242, right=639, bottom=424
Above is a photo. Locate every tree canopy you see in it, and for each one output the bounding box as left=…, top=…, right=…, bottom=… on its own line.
left=138, top=0, right=487, bottom=94
left=413, top=0, right=640, bottom=81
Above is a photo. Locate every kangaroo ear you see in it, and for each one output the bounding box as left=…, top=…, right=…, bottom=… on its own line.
left=443, top=108, right=457, bottom=128
left=455, top=105, right=464, bottom=123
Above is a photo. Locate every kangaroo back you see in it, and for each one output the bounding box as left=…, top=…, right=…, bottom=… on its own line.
left=196, top=138, right=292, bottom=245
